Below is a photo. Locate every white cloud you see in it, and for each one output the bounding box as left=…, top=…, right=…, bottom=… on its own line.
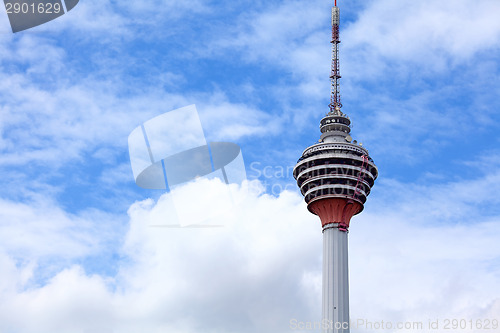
left=208, top=0, right=500, bottom=110
left=117, top=0, right=210, bottom=23
left=345, top=0, right=500, bottom=69
left=0, top=175, right=499, bottom=332
left=362, top=2, right=492, bottom=93
left=198, top=91, right=280, bottom=141
left=0, top=69, right=274, bottom=169
left=219, top=0, right=325, bottom=63
left=0, top=180, right=322, bottom=333
left=0, top=196, right=123, bottom=263
left=208, top=0, right=329, bottom=96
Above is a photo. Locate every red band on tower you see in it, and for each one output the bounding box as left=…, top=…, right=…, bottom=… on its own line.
left=309, top=198, right=362, bottom=229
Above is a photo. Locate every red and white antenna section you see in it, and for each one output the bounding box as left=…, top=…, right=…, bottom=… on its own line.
left=329, top=3, right=342, bottom=113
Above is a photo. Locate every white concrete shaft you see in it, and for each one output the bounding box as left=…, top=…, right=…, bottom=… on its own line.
left=322, top=226, right=350, bottom=333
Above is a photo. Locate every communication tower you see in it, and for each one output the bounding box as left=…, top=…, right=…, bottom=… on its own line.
left=293, top=2, right=378, bottom=332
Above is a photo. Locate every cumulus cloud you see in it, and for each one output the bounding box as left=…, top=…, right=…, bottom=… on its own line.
left=0, top=176, right=499, bottom=332
left=0, top=179, right=321, bottom=333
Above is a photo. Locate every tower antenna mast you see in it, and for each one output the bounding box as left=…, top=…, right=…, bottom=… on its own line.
left=330, top=0, right=342, bottom=112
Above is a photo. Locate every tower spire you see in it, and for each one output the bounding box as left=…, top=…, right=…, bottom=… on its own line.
left=329, top=0, right=342, bottom=113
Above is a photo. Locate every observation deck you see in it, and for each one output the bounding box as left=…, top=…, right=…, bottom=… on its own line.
left=293, top=107, right=378, bottom=223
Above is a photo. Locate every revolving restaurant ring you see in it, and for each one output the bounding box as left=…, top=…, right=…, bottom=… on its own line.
left=293, top=142, right=378, bottom=211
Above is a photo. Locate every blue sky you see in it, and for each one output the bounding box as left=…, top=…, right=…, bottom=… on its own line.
left=1, top=0, right=500, bottom=332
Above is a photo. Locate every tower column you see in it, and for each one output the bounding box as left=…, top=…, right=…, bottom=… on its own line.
left=322, top=226, right=350, bottom=333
